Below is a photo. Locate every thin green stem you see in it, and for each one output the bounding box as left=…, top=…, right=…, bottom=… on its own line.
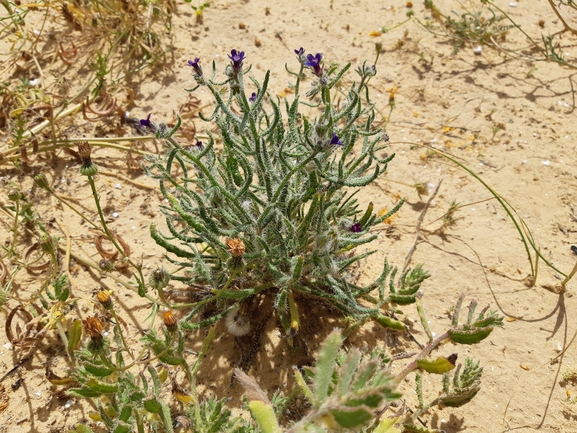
left=86, top=174, right=148, bottom=294
left=9, top=199, right=20, bottom=256
left=111, top=309, right=134, bottom=359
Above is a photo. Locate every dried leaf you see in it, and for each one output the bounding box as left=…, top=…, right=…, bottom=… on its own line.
left=234, top=368, right=270, bottom=403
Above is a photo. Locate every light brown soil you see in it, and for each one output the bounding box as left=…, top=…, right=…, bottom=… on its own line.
left=1, top=1, right=577, bottom=432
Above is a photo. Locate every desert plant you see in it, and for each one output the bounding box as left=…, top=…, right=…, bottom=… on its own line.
left=141, top=48, right=408, bottom=337
left=237, top=297, right=503, bottom=433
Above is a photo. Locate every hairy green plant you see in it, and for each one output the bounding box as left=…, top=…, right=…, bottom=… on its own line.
left=141, top=49, right=410, bottom=335
left=237, top=303, right=502, bottom=433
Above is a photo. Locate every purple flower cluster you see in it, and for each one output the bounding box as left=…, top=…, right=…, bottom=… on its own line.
left=187, top=58, right=203, bottom=77
left=304, top=53, right=323, bottom=77
left=228, top=49, right=245, bottom=72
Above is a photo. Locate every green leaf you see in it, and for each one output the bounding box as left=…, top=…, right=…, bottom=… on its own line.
left=313, top=330, right=342, bottom=406
left=70, top=424, right=95, bottom=433
left=119, top=405, right=132, bottom=423
left=448, top=327, right=493, bottom=345
left=68, top=319, right=82, bottom=352
left=113, top=423, right=130, bottom=433
left=337, top=350, right=361, bottom=396
left=144, top=398, right=162, bottom=414
left=294, top=368, right=314, bottom=403
left=330, top=407, right=371, bottom=428
left=83, top=362, right=114, bottom=378
left=416, top=355, right=457, bottom=374
left=374, top=417, right=402, bottom=433
left=248, top=401, right=281, bottom=433
left=86, top=378, right=118, bottom=394
left=374, top=315, right=406, bottom=331
left=67, top=387, right=102, bottom=398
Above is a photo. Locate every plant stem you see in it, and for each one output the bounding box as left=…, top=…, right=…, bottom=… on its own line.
left=86, top=173, right=148, bottom=296
left=392, top=331, right=449, bottom=387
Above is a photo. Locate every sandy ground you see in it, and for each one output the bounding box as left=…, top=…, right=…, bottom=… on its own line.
left=1, top=0, right=577, bottom=432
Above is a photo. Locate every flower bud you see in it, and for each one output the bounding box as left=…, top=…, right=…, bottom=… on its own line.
left=34, top=174, right=51, bottom=191
left=163, top=310, right=178, bottom=332
left=77, top=141, right=98, bottom=176
left=96, top=290, right=113, bottom=310
left=40, top=235, right=58, bottom=254
left=99, top=259, right=114, bottom=272
left=149, top=268, right=170, bottom=290
left=7, top=189, right=24, bottom=202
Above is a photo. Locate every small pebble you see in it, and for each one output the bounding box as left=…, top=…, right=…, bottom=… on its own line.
left=112, top=212, right=119, bottom=218
left=509, top=2, right=517, bottom=6
left=473, top=45, right=483, bottom=54
left=541, top=160, right=550, bottom=166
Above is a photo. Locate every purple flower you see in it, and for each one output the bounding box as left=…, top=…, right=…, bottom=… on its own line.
left=329, top=133, right=343, bottom=146
left=304, top=53, right=323, bottom=76
left=187, top=58, right=203, bottom=77
left=140, top=113, right=152, bottom=127
left=228, top=49, right=245, bottom=71
left=195, top=140, right=204, bottom=150
left=294, top=47, right=305, bottom=58
left=249, top=92, right=257, bottom=102
left=350, top=222, right=363, bottom=233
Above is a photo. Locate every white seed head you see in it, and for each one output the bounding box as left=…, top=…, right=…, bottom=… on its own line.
left=225, top=306, right=251, bottom=336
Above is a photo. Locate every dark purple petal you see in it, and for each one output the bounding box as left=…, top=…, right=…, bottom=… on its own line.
left=304, top=53, right=323, bottom=76
left=304, top=53, right=322, bottom=68
left=249, top=92, right=257, bottom=102
left=330, top=133, right=343, bottom=146
left=140, top=113, right=152, bottom=127
left=187, top=58, right=203, bottom=77
left=228, top=49, right=246, bottom=71
left=350, top=222, right=363, bottom=233
left=195, top=140, right=204, bottom=150
left=294, top=47, right=305, bottom=56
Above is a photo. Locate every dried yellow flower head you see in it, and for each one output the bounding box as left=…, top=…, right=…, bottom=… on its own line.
left=84, top=315, right=105, bottom=352
left=226, top=238, right=246, bottom=258
left=84, top=315, right=104, bottom=338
